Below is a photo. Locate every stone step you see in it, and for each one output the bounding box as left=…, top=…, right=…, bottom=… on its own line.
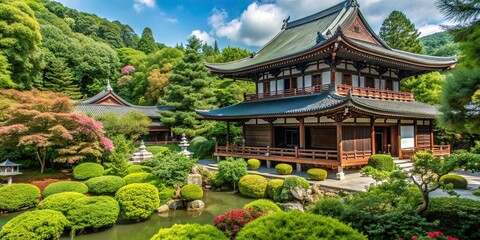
left=393, top=159, right=411, bottom=164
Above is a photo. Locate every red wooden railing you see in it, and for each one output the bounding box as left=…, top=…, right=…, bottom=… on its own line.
left=401, top=145, right=451, bottom=159
left=244, top=84, right=334, bottom=101
left=215, top=145, right=338, bottom=162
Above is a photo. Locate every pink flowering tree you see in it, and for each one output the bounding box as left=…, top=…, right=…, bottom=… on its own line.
left=121, top=65, right=135, bottom=75
left=0, top=89, right=113, bottom=173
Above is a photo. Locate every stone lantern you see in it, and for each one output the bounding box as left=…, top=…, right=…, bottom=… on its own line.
left=130, top=140, right=153, bottom=164
left=0, top=160, right=22, bottom=185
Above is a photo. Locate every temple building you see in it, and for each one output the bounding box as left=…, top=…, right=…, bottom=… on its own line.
left=197, top=0, right=455, bottom=178
left=75, top=83, right=176, bottom=144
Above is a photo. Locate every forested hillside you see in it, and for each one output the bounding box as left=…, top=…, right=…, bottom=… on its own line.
left=419, top=31, right=458, bottom=57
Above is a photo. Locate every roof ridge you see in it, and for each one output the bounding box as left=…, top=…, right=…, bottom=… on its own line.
left=286, top=0, right=351, bottom=29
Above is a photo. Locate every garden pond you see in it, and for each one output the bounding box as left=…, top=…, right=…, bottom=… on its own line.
left=0, top=191, right=252, bottom=240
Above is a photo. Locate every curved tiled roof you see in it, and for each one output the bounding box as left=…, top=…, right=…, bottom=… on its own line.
left=75, top=104, right=162, bottom=118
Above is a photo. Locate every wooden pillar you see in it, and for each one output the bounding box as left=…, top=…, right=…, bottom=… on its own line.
left=370, top=117, right=375, bottom=155
left=414, top=120, right=418, bottom=148
left=299, top=117, right=305, bottom=149
left=397, top=120, right=402, bottom=158
left=242, top=121, right=247, bottom=141
left=226, top=121, right=231, bottom=146
left=269, top=121, right=275, bottom=147
left=336, top=120, right=343, bottom=165
left=383, top=127, right=388, bottom=153
left=430, top=119, right=434, bottom=148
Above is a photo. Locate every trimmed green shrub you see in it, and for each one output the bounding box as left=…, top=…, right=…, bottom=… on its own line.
left=307, top=197, right=345, bottom=217
left=127, top=165, right=153, bottom=174
left=439, top=174, right=468, bottom=189
left=146, top=146, right=170, bottom=155
left=307, top=168, right=328, bottom=180
left=0, top=183, right=40, bottom=212
left=239, top=175, right=268, bottom=198
left=247, top=159, right=261, bottom=170
left=66, top=196, right=120, bottom=232
left=85, top=175, right=126, bottom=195
left=422, top=197, right=480, bottom=239
left=283, top=176, right=309, bottom=191
left=150, top=223, right=227, bottom=240
left=209, top=172, right=225, bottom=188
left=159, top=187, right=175, bottom=205
left=243, top=199, right=281, bottom=214
left=42, top=181, right=89, bottom=198
left=73, top=162, right=104, bottom=180
left=473, top=189, right=480, bottom=196
left=115, top=183, right=159, bottom=220
left=368, top=154, right=394, bottom=171
left=275, top=163, right=292, bottom=175
left=267, top=179, right=284, bottom=199
left=236, top=211, right=366, bottom=240
left=37, top=192, right=86, bottom=213
left=180, top=184, right=203, bottom=201
left=123, top=172, right=155, bottom=185
left=0, top=210, right=68, bottom=240
left=188, top=136, right=215, bottom=159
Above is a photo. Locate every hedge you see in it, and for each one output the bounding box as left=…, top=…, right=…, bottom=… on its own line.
left=0, top=183, right=40, bottom=212
left=188, top=136, right=214, bottom=159
left=239, top=175, right=268, bottom=198
left=247, top=159, right=261, bottom=170
left=275, top=163, right=292, bottom=175
left=37, top=192, right=86, bottom=213
left=180, top=184, right=204, bottom=201
left=236, top=211, right=366, bottom=240
left=73, top=162, right=104, bottom=180
left=123, top=172, right=156, bottom=185
left=0, top=210, right=68, bottom=240
left=146, top=146, right=170, bottom=155
left=150, top=223, right=227, bottom=240
left=473, top=189, right=480, bottom=196
left=266, top=180, right=283, bottom=199
left=243, top=199, right=281, bottom=214
left=307, top=168, right=328, bottom=181
left=439, top=174, right=468, bottom=189
left=85, top=175, right=126, bottom=195
left=42, top=181, right=89, bottom=198
left=127, top=165, right=153, bottom=174
left=368, top=154, right=394, bottom=171
left=422, top=197, right=480, bottom=239
left=159, top=187, right=176, bottom=205
left=66, top=196, right=120, bottom=231
left=115, top=183, right=159, bottom=220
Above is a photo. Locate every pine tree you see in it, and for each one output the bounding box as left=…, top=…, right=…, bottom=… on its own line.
left=214, top=40, right=220, bottom=54
left=43, top=58, right=82, bottom=99
left=159, top=35, right=218, bottom=137
left=379, top=11, right=423, bottom=53
left=137, top=27, right=158, bottom=54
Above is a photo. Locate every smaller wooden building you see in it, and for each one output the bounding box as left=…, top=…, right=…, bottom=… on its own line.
left=75, top=83, right=176, bottom=144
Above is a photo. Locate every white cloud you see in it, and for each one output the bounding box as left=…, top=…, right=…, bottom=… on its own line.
left=166, top=18, right=178, bottom=23
left=191, top=30, right=215, bottom=44
left=418, top=24, right=445, bottom=37
left=133, top=0, right=155, bottom=12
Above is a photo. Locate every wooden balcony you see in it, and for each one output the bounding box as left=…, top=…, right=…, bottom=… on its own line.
left=244, top=84, right=414, bottom=102
left=400, top=145, right=451, bottom=159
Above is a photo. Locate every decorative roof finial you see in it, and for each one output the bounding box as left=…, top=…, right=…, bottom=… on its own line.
left=316, top=31, right=326, bottom=44
left=351, top=0, right=360, bottom=8
left=281, top=16, right=290, bottom=30
left=106, top=79, right=113, bottom=92
left=336, top=26, right=343, bottom=34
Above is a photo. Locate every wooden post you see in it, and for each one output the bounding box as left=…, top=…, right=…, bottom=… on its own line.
left=370, top=117, right=375, bottom=155
left=299, top=117, right=305, bottom=149
left=414, top=120, right=418, bottom=148
left=226, top=121, right=230, bottom=146
left=269, top=121, right=275, bottom=147
left=397, top=120, right=402, bottom=158
left=336, top=120, right=343, bottom=165
left=430, top=119, right=434, bottom=148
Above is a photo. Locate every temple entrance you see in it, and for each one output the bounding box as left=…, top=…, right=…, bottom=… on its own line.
left=374, top=126, right=394, bottom=154
left=274, top=127, right=299, bottom=148
left=375, top=132, right=383, bottom=153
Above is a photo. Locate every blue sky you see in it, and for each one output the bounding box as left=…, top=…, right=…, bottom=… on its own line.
left=55, top=0, right=452, bottom=51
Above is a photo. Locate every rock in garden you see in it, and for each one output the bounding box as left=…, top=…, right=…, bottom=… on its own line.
left=157, top=204, right=169, bottom=213
left=167, top=199, right=185, bottom=210
left=291, top=186, right=307, bottom=201
left=281, top=202, right=304, bottom=212
left=187, top=174, right=203, bottom=187
left=187, top=200, right=205, bottom=211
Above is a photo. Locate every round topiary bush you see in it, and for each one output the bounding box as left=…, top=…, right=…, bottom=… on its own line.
left=188, top=136, right=215, bottom=159
left=473, top=189, right=480, bottom=196
left=267, top=179, right=284, bottom=199
left=239, top=175, right=268, bottom=198
left=236, top=211, right=366, bottom=240
left=73, top=162, right=104, bottom=180
left=275, top=163, right=292, bottom=175
left=180, top=184, right=204, bottom=201
left=0, top=183, right=40, bottom=212
left=127, top=165, right=153, bottom=174
left=123, top=172, right=155, bottom=185
left=150, top=223, right=227, bottom=240
left=85, top=175, right=126, bottom=195
left=115, top=183, right=159, bottom=220
left=42, top=181, right=89, bottom=198
left=37, top=192, right=86, bottom=213
left=368, top=154, right=394, bottom=171
left=66, top=196, right=120, bottom=232
left=243, top=199, right=281, bottom=214
left=247, top=159, right=261, bottom=170
left=307, top=168, right=328, bottom=180
left=0, top=209, right=68, bottom=240
left=440, top=174, right=468, bottom=189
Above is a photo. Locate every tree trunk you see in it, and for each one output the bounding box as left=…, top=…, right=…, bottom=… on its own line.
left=36, top=147, right=47, bottom=174
left=417, top=191, right=429, bottom=214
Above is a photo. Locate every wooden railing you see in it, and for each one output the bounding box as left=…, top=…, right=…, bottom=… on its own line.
left=244, top=84, right=334, bottom=101
left=401, top=145, right=451, bottom=159
left=343, top=150, right=372, bottom=161
left=215, top=145, right=338, bottom=162
left=336, top=84, right=414, bottom=101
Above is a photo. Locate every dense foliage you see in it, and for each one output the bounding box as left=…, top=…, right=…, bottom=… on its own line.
left=143, top=151, right=196, bottom=188
left=73, top=162, right=105, bottom=180
left=275, top=163, right=292, bottom=175
left=401, top=72, right=446, bottom=105
left=247, top=159, right=261, bottom=170
left=115, top=183, right=159, bottom=220
left=419, top=31, right=458, bottom=56
left=180, top=184, right=204, bottom=201
left=43, top=181, right=88, bottom=198
left=103, top=135, right=132, bottom=177
left=236, top=211, right=366, bottom=240
left=368, top=154, right=395, bottom=171
left=0, top=210, right=68, bottom=240
left=150, top=223, right=227, bottom=240
left=307, top=168, right=327, bottom=180
left=439, top=174, right=468, bottom=189
left=96, top=112, right=150, bottom=140
left=243, top=199, right=281, bottom=214
left=0, top=183, right=40, bottom=212
left=379, top=10, right=423, bottom=53
left=217, top=157, right=248, bottom=191
left=188, top=136, right=215, bottom=159
left=214, top=209, right=263, bottom=239
left=127, top=165, right=153, bottom=174
left=123, top=172, right=156, bottom=185
left=238, top=175, right=268, bottom=198
left=85, top=175, right=126, bottom=195
left=67, top=196, right=120, bottom=232
left=37, top=192, right=86, bottom=213
left=277, top=176, right=310, bottom=201
left=266, top=179, right=284, bottom=198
